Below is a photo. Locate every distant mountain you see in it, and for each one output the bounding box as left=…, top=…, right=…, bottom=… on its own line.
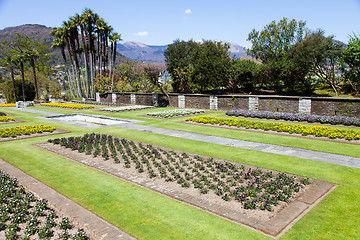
left=117, top=41, right=168, bottom=63
left=117, top=41, right=249, bottom=63
left=0, top=24, right=129, bottom=66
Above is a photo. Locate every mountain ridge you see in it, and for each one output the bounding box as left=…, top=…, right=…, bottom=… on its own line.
left=117, top=40, right=249, bottom=63
left=0, top=24, right=249, bottom=64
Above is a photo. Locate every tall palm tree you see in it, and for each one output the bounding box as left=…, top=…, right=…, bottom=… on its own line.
left=109, top=32, right=122, bottom=91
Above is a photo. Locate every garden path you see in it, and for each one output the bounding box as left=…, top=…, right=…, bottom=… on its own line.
left=13, top=107, right=360, bottom=169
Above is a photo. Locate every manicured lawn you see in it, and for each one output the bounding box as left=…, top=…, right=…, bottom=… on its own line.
left=0, top=106, right=359, bottom=239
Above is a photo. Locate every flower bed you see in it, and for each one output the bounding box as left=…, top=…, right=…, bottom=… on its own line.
left=0, top=116, right=15, bottom=122
left=185, top=116, right=360, bottom=141
left=0, top=170, right=89, bottom=239
left=147, top=109, right=206, bottom=118
left=0, top=125, right=56, bottom=138
left=48, top=133, right=311, bottom=212
left=40, top=103, right=94, bottom=110
left=100, top=105, right=152, bottom=112
left=226, top=109, right=360, bottom=127
left=0, top=103, right=16, bottom=107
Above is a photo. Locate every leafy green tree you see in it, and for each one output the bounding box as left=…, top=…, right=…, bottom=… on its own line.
left=290, top=31, right=344, bottom=95
left=164, top=39, right=199, bottom=92
left=2, top=78, right=35, bottom=102
left=247, top=18, right=307, bottom=93
left=341, top=34, right=360, bottom=95
left=192, top=40, right=232, bottom=92
left=232, top=58, right=260, bottom=93
left=165, top=39, right=232, bottom=93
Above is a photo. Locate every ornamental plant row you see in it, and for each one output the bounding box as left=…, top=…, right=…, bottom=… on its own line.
left=40, top=103, right=94, bottom=110
left=0, top=170, right=89, bottom=239
left=0, top=103, right=16, bottom=107
left=100, top=105, right=153, bottom=112
left=0, top=124, right=56, bottom=138
left=227, top=109, right=360, bottom=127
left=185, top=116, right=360, bottom=141
left=48, top=133, right=311, bottom=211
left=0, top=116, right=15, bottom=122
left=147, top=109, right=205, bottom=118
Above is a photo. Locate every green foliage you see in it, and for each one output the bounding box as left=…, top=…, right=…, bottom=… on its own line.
left=247, top=18, right=311, bottom=94
left=165, top=39, right=232, bottom=93
left=2, top=78, right=35, bottom=102
left=291, top=30, right=344, bottom=95
left=93, top=74, right=112, bottom=93
left=341, top=34, right=360, bottom=95
left=247, top=17, right=307, bottom=63
left=231, top=58, right=260, bottom=93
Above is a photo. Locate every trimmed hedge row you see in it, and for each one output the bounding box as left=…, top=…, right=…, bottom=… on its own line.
left=0, top=124, right=56, bottom=138
left=185, top=116, right=360, bottom=141
left=226, top=109, right=360, bottom=127
left=40, top=103, right=94, bottom=109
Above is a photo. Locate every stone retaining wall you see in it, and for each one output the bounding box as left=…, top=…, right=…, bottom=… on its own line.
left=96, top=92, right=360, bottom=117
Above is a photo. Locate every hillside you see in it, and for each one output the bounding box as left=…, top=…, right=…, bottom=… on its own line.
left=117, top=41, right=249, bottom=63
left=0, top=24, right=129, bottom=66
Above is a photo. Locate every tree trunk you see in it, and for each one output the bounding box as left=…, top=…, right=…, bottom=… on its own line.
left=10, top=65, right=17, bottom=102
left=20, top=62, right=26, bottom=101
left=31, top=58, right=39, bottom=101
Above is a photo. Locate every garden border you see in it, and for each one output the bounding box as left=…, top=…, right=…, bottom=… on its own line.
left=36, top=141, right=337, bottom=238
left=0, top=158, right=136, bottom=240
left=0, top=129, right=70, bottom=142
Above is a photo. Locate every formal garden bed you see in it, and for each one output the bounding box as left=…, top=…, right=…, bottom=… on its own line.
left=146, top=109, right=206, bottom=118
left=227, top=109, right=360, bottom=127
left=0, top=125, right=68, bottom=142
left=0, top=169, right=90, bottom=240
left=0, top=116, right=15, bottom=123
left=185, top=116, right=360, bottom=143
left=38, top=133, right=335, bottom=237
left=99, top=105, right=153, bottom=112
left=39, top=103, right=94, bottom=110
left=0, top=104, right=16, bottom=108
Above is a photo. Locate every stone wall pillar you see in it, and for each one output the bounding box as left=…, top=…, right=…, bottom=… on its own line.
left=249, top=96, right=259, bottom=111
left=152, top=93, right=159, bottom=107
left=210, top=95, right=218, bottom=110
left=96, top=92, right=100, bottom=102
left=178, top=95, right=185, bottom=108
left=112, top=93, right=116, bottom=104
left=299, top=98, right=311, bottom=114
left=131, top=93, right=136, bottom=105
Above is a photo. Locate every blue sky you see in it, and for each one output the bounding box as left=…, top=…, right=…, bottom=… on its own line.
left=0, top=0, right=360, bottom=47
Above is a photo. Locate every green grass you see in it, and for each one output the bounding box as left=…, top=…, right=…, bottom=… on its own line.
left=0, top=106, right=359, bottom=239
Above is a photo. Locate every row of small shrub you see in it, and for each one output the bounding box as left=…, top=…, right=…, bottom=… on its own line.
left=40, top=103, right=94, bottom=109
left=0, top=103, right=16, bottom=107
left=0, top=170, right=89, bottom=239
left=185, top=116, right=360, bottom=141
left=100, top=105, right=152, bottom=112
left=226, top=109, right=360, bottom=127
left=0, top=124, right=56, bottom=138
left=0, top=116, right=15, bottom=122
left=147, top=109, right=205, bottom=118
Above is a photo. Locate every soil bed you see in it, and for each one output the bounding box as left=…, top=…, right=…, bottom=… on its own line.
left=0, top=159, right=135, bottom=240
left=0, top=129, right=70, bottom=143
left=0, top=119, right=24, bottom=124
left=37, top=134, right=336, bottom=238
left=182, top=121, right=360, bottom=145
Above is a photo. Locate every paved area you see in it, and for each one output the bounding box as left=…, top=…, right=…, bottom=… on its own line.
left=12, top=107, right=360, bottom=169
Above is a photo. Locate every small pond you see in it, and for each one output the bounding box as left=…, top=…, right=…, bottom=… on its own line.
left=44, top=114, right=140, bottom=129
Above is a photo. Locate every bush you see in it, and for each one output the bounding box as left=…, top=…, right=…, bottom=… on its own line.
left=2, top=79, right=36, bottom=102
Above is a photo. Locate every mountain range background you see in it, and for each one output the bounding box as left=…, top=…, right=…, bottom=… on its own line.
left=0, top=24, right=249, bottom=65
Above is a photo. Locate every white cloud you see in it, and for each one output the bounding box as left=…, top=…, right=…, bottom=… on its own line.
left=185, top=9, right=192, bottom=14
left=135, top=31, right=149, bottom=37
